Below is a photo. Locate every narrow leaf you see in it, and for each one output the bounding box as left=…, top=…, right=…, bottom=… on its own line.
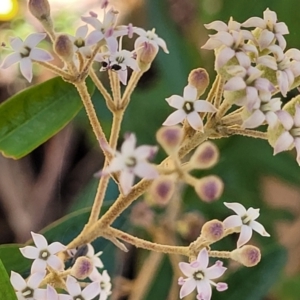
left=0, top=260, right=17, bottom=300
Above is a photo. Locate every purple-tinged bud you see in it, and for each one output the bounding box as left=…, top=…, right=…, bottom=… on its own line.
left=194, top=175, right=224, bottom=202
left=71, top=256, right=93, bottom=279
left=190, top=141, right=219, bottom=169
left=136, top=41, right=158, bottom=72
left=188, top=68, right=210, bottom=96
left=28, top=0, right=53, bottom=31
left=201, top=219, right=224, bottom=242
left=150, top=176, right=175, bottom=206
left=130, top=202, right=154, bottom=229
left=230, top=245, right=261, bottom=267
left=156, top=126, right=184, bottom=155
left=54, top=35, right=74, bottom=62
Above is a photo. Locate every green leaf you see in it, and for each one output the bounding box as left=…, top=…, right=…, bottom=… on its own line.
left=0, top=77, right=94, bottom=159
left=0, top=259, right=17, bottom=300
left=0, top=244, right=31, bottom=275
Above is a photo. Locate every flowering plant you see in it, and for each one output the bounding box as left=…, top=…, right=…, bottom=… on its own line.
left=0, top=1, right=299, bottom=299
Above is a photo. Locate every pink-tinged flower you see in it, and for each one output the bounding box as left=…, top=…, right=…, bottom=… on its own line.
left=133, top=27, right=169, bottom=54
left=36, top=285, right=71, bottom=300
left=223, top=202, right=270, bottom=248
left=85, top=244, right=104, bottom=279
left=99, top=133, right=158, bottom=195
left=20, top=232, right=66, bottom=273
left=204, top=18, right=241, bottom=33
left=10, top=271, right=46, bottom=300
left=178, top=248, right=227, bottom=300
left=163, top=85, right=217, bottom=131
left=89, top=270, right=112, bottom=300
left=95, top=37, right=139, bottom=85
left=273, top=106, right=300, bottom=164
left=65, top=276, right=100, bottom=300
left=242, top=96, right=281, bottom=129
left=1, top=33, right=53, bottom=82
left=242, top=8, right=289, bottom=50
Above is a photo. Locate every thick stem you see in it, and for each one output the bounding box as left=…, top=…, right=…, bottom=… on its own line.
left=121, top=71, right=143, bottom=108
left=224, top=127, right=268, bottom=139
left=35, top=61, right=72, bottom=79
left=108, top=70, right=121, bottom=107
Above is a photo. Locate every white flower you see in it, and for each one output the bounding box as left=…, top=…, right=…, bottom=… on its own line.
left=178, top=248, right=227, bottom=300
left=36, top=285, right=70, bottom=300
left=163, top=85, right=217, bottom=131
left=89, top=270, right=112, bottom=300
left=242, top=8, right=289, bottom=50
left=10, top=271, right=45, bottom=300
left=223, top=202, right=270, bottom=248
left=133, top=27, right=169, bottom=53
left=20, top=232, right=66, bottom=273
left=1, top=33, right=53, bottom=82
left=99, top=133, right=158, bottom=195
left=85, top=244, right=104, bottom=279
left=65, top=276, right=100, bottom=300
left=95, top=37, right=139, bottom=85
left=273, top=106, right=300, bottom=164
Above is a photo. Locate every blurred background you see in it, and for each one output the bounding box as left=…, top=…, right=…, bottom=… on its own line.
left=1, top=0, right=300, bottom=299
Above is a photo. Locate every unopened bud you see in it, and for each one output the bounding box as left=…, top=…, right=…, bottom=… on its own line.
left=130, top=202, right=154, bottom=229
left=150, top=176, right=175, bottom=206
left=71, top=256, right=93, bottom=279
left=188, top=68, right=210, bottom=96
left=136, top=42, right=158, bottom=72
left=230, top=245, right=261, bottom=267
left=201, top=219, right=224, bottom=242
left=190, top=141, right=219, bottom=169
left=54, top=35, right=74, bottom=62
left=194, top=175, right=224, bottom=202
left=156, top=126, right=184, bottom=155
left=28, top=0, right=53, bottom=31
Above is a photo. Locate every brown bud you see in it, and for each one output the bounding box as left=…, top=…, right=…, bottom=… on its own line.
left=28, top=0, right=53, bottom=32
left=190, top=141, right=219, bottom=169
left=156, top=126, right=184, bottom=155
left=194, top=175, right=224, bottom=202
left=201, top=219, right=224, bottom=242
left=188, top=68, right=210, bottom=96
left=130, top=202, right=154, bottom=229
left=136, top=42, right=158, bottom=71
left=150, top=176, right=175, bottom=206
left=230, top=245, right=261, bottom=267
left=54, top=35, right=74, bottom=62
left=71, top=256, right=93, bottom=279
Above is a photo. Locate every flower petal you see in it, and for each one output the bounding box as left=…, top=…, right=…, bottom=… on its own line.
left=187, top=111, right=203, bottom=131
left=134, top=162, right=158, bottom=179
left=47, top=254, right=64, bottom=271
left=19, top=246, right=39, bottom=259
left=31, top=259, right=47, bottom=273
left=166, top=95, right=184, bottom=109
left=24, top=33, right=47, bottom=48
left=205, top=262, right=227, bottom=279
left=224, top=202, right=246, bottom=215
left=82, top=282, right=101, bottom=300
left=183, top=85, right=197, bottom=101
left=27, top=271, right=46, bottom=289
left=31, top=232, right=48, bottom=249
left=180, top=278, right=196, bottom=299
left=194, top=100, right=217, bottom=113
left=178, top=262, right=195, bottom=277
left=196, top=248, right=209, bottom=269
left=237, top=225, right=252, bottom=247
left=163, top=110, right=186, bottom=126
left=273, top=131, right=294, bottom=155
left=10, top=272, right=26, bottom=290
left=1, top=52, right=21, bottom=68
left=223, top=215, right=242, bottom=229
left=66, top=275, right=81, bottom=296
left=30, top=49, right=53, bottom=62
left=250, top=220, right=270, bottom=237
left=19, top=58, right=33, bottom=82
left=119, top=171, right=135, bottom=195
left=48, top=242, right=66, bottom=254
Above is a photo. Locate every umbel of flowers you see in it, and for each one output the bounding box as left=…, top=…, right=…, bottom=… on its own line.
left=2, top=0, right=300, bottom=299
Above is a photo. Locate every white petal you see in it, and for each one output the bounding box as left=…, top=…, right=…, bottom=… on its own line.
left=194, top=101, right=217, bottom=113
left=178, top=262, right=195, bottom=277
left=1, top=52, right=21, bottom=68
left=134, top=162, right=158, bottom=179
left=187, top=111, right=203, bottom=131
left=10, top=37, right=23, bottom=51
left=10, top=272, right=26, bottom=290
left=250, top=220, right=270, bottom=236
left=275, top=22, right=289, bottom=35
left=66, top=275, right=81, bottom=296
left=237, top=225, right=252, bottom=247
left=224, top=202, right=246, bottom=215
left=24, top=33, right=47, bottom=48
left=119, top=171, right=135, bottom=195
left=121, top=133, right=136, bottom=155
left=201, top=38, right=223, bottom=50
left=30, top=48, right=53, bottom=62
left=31, top=259, right=47, bottom=273
left=163, top=110, right=186, bottom=126
left=31, top=232, right=48, bottom=249
left=117, top=69, right=128, bottom=85
left=276, top=110, right=294, bottom=130
left=27, top=272, right=46, bottom=289
left=19, top=246, right=39, bottom=259
left=180, top=278, right=196, bottom=298
left=224, top=77, right=246, bottom=91
left=265, top=111, right=278, bottom=128
left=273, top=131, right=294, bottom=154
left=183, top=85, right=197, bottom=100
left=277, top=71, right=289, bottom=97
left=295, top=138, right=300, bottom=165
left=242, top=110, right=265, bottom=129
left=86, top=30, right=104, bottom=46
left=205, top=263, right=227, bottom=279
left=196, top=248, right=209, bottom=269
left=156, top=37, right=169, bottom=53
left=82, top=282, right=101, bottom=300
left=223, top=215, right=242, bottom=229
left=257, top=55, right=277, bottom=70
left=134, top=145, right=157, bottom=160
left=216, top=47, right=235, bottom=69
left=196, top=280, right=212, bottom=300
left=166, top=95, right=184, bottom=109
left=81, top=16, right=102, bottom=30
left=19, top=58, right=33, bottom=82
left=48, top=242, right=66, bottom=254
left=76, top=25, right=88, bottom=38
left=242, top=17, right=266, bottom=28
left=258, top=30, right=274, bottom=50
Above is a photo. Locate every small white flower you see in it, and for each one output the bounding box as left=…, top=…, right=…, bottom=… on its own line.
left=1, top=33, right=53, bottom=82
left=89, top=270, right=112, bottom=300
left=65, top=275, right=100, bottom=300
left=178, top=248, right=227, bottom=300
left=85, top=244, right=104, bottom=279
left=223, top=202, right=270, bottom=248
left=37, top=285, right=70, bottom=300
left=20, top=232, right=66, bottom=273
left=163, top=85, right=217, bottom=131
left=99, top=133, right=158, bottom=195
left=133, top=27, right=169, bottom=54
left=10, top=271, right=45, bottom=300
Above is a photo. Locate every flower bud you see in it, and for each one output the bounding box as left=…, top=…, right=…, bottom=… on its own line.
left=156, top=126, right=184, bottom=155
left=136, top=42, right=158, bottom=72
left=190, top=141, right=219, bottom=169
left=149, top=176, right=175, bottom=206
left=201, top=219, right=224, bottom=242
left=28, top=0, right=53, bottom=32
left=130, top=202, right=154, bottom=229
left=54, top=35, right=74, bottom=62
left=194, top=175, right=224, bottom=202
left=230, top=245, right=261, bottom=267
left=188, top=68, right=210, bottom=96
left=70, top=256, right=93, bottom=279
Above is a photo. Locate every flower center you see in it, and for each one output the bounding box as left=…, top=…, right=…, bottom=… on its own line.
left=74, top=296, right=84, bottom=300
left=22, top=287, right=34, bottom=298
left=193, top=270, right=204, bottom=280
left=20, top=46, right=31, bottom=58
left=291, top=127, right=300, bottom=137
left=39, top=249, right=50, bottom=260
left=100, top=281, right=106, bottom=290
left=183, top=101, right=194, bottom=114
left=75, top=38, right=85, bottom=48
left=125, top=156, right=137, bottom=167
left=241, top=214, right=251, bottom=225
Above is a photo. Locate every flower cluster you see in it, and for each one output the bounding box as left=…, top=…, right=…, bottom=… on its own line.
left=11, top=232, right=111, bottom=300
